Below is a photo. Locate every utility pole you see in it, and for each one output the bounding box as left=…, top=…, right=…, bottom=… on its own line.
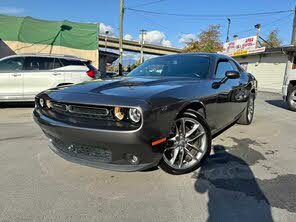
left=140, top=29, right=147, bottom=63
left=226, top=18, right=231, bottom=42
left=254, top=24, right=261, bottom=48
left=119, top=0, right=124, bottom=75
left=291, top=6, right=296, bottom=45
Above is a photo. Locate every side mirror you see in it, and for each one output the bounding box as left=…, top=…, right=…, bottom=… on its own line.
left=212, top=71, right=240, bottom=89
left=225, top=71, right=240, bottom=79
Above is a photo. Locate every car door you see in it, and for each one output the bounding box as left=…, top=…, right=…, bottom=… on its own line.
left=23, top=57, right=64, bottom=99
left=0, top=56, right=24, bottom=101
left=229, top=59, right=249, bottom=114
left=214, top=59, right=242, bottom=130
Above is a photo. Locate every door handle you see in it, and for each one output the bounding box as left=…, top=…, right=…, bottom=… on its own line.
left=53, top=73, right=62, bottom=76
left=11, top=73, right=21, bottom=77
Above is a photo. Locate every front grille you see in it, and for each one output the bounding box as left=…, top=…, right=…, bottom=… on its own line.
left=51, top=102, right=113, bottom=120
left=51, top=136, right=112, bottom=163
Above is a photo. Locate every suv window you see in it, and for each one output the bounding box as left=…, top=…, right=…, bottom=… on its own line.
left=0, top=57, right=25, bottom=71
left=53, top=58, right=63, bottom=69
left=215, top=60, right=234, bottom=79
left=60, top=59, right=85, bottom=66
left=23, top=57, right=55, bottom=70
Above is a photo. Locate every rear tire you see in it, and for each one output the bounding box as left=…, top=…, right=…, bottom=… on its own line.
left=287, top=86, right=296, bottom=112
left=237, top=95, right=255, bottom=125
left=160, top=110, right=212, bottom=175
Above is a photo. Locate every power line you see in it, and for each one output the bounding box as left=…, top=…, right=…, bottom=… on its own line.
left=125, top=7, right=293, bottom=18
left=129, top=10, right=170, bottom=31
left=128, top=0, right=168, bottom=8
left=235, top=13, right=293, bottom=36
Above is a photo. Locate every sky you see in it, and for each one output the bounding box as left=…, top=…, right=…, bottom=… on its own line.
left=0, top=0, right=295, bottom=63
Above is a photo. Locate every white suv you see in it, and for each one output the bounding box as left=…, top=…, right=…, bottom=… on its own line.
left=0, top=54, right=98, bottom=102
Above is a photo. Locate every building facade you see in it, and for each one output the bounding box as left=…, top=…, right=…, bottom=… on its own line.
left=234, top=47, right=296, bottom=93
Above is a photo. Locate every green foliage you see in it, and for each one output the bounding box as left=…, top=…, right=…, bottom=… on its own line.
left=262, top=29, right=282, bottom=48
left=183, top=25, right=223, bottom=53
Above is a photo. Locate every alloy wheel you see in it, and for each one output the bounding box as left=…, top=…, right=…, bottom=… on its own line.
left=163, top=117, right=207, bottom=170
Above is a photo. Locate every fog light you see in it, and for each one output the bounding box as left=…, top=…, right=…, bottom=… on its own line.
left=126, top=153, right=140, bottom=165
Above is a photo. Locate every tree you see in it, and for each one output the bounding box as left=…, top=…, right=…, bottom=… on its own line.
left=262, top=29, right=282, bottom=48
left=183, top=25, right=223, bottom=53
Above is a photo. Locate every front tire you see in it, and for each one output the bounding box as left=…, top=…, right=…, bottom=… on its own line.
left=237, top=95, right=255, bottom=125
left=287, top=86, right=296, bottom=112
left=160, top=111, right=211, bottom=175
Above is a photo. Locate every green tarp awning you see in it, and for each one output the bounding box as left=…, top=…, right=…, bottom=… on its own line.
left=0, top=14, right=99, bottom=50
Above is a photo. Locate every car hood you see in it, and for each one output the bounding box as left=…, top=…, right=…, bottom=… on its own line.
left=45, top=76, right=209, bottom=108
left=56, top=77, right=200, bottom=99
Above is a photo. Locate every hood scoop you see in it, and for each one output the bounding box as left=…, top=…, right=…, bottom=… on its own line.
left=90, top=81, right=144, bottom=93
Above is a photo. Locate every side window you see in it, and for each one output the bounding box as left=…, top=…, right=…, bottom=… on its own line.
left=230, top=60, right=240, bottom=72
left=23, top=57, right=55, bottom=71
left=53, top=58, right=63, bottom=69
left=292, top=57, right=296, bottom=70
left=215, top=60, right=234, bottom=79
left=239, top=62, right=248, bottom=72
left=0, top=57, right=25, bottom=71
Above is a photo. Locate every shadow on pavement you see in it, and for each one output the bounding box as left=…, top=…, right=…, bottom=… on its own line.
left=265, top=100, right=290, bottom=111
left=0, top=102, right=35, bottom=108
left=193, top=145, right=273, bottom=222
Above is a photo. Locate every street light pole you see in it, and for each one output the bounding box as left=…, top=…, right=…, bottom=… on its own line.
left=226, top=18, right=231, bottom=42
left=119, top=0, right=124, bottom=75
left=255, top=24, right=261, bottom=48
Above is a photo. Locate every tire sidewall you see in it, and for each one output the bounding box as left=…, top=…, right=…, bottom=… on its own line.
left=247, top=95, right=255, bottom=124
left=288, top=87, right=296, bottom=111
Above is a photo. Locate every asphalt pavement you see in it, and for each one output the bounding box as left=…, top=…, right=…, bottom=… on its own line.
left=0, top=92, right=295, bottom=222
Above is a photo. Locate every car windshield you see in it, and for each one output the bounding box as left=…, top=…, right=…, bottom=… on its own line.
left=128, top=54, right=210, bottom=78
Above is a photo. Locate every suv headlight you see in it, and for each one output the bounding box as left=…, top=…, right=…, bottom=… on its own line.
left=129, top=108, right=141, bottom=123
left=37, top=98, right=52, bottom=109
left=39, top=98, right=45, bottom=107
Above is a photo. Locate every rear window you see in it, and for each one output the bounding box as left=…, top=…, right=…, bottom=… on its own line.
left=85, top=63, right=96, bottom=71
left=60, top=59, right=85, bottom=66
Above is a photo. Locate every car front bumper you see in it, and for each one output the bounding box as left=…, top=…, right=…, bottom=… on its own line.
left=33, top=109, right=166, bottom=172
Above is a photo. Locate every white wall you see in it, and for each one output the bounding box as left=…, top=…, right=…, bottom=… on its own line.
left=235, top=53, right=288, bottom=93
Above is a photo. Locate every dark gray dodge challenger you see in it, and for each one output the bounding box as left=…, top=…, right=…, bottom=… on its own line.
left=34, top=53, right=257, bottom=174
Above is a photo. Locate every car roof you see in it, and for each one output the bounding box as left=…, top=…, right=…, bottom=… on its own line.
left=1, top=53, right=88, bottom=62
left=156, top=52, right=232, bottom=60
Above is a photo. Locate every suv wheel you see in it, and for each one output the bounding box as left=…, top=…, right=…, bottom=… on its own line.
left=288, top=86, right=296, bottom=111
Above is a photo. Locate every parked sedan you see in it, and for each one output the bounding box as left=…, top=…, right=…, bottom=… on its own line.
left=34, top=53, right=257, bottom=174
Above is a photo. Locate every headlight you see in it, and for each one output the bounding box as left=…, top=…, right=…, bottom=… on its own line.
left=129, top=108, right=141, bottom=123
left=39, top=98, right=45, bottom=107
left=114, top=106, right=125, bottom=120
left=45, top=100, right=52, bottom=109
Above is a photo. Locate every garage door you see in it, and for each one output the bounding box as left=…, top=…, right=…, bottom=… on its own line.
left=237, top=54, right=287, bottom=93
